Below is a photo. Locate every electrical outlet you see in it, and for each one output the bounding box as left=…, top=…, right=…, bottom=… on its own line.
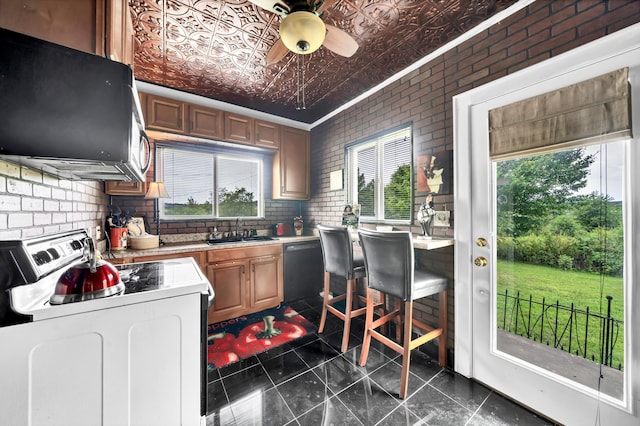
left=96, top=225, right=101, bottom=240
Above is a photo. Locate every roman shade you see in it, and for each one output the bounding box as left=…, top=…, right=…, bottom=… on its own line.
left=489, top=68, right=631, bottom=159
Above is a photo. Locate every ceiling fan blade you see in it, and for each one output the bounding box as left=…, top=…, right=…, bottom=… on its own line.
left=323, top=24, right=358, bottom=57
left=266, top=38, right=289, bottom=65
left=247, top=0, right=289, bottom=16
left=315, top=0, right=338, bottom=13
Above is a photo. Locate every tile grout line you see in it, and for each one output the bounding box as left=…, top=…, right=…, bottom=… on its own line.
left=464, top=390, right=493, bottom=426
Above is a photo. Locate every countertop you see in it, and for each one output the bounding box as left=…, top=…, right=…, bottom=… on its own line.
left=412, top=237, right=455, bottom=250
left=103, top=234, right=453, bottom=260
left=104, top=235, right=320, bottom=259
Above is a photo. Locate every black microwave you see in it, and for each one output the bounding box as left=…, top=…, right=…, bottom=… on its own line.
left=0, top=27, right=150, bottom=181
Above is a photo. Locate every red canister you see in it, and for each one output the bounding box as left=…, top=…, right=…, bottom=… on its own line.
left=109, top=227, right=128, bottom=250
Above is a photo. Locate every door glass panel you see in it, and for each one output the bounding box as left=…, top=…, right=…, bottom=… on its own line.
left=494, top=141, right=625, bottom=400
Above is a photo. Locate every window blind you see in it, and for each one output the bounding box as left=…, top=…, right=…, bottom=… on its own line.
left=489, top=68, right=631, bottom=160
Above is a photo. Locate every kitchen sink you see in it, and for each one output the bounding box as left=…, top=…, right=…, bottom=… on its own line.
left=206, top=236, right=277, bottom=245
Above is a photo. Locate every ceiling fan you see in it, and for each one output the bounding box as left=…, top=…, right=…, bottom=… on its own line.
left=248, top=0, right=359, bottom=65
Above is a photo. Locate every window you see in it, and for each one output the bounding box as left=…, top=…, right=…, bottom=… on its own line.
left=346, top=125, right=412, bottom=223
left=157, top=145, right=263, bottom=220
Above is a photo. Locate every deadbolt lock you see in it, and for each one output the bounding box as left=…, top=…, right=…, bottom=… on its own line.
left=475, top=237, right=488, bottom=247
left=474, top=257, right=488, bottom=267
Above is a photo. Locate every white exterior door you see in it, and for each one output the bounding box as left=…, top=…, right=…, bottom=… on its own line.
left=453, top=25, right=640, bottom=425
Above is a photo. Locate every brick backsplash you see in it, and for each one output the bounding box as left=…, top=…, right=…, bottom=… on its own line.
left=0, top=160, right=109, bottom=240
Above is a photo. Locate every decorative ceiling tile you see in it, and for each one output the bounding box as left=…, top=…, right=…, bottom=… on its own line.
left=130, top=0, right=518, bottom=123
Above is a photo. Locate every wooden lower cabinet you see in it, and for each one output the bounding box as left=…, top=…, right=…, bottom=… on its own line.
left=250, top=256, right=282, bottom=309
left=206, top=260, right=247, bottom=322
left=106, top=244, right=283, bottom=325
left=207, top=244, right=283, bottom=324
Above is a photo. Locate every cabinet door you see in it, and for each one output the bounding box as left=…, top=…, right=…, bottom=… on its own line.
left=105, top=0, right=135, bottom=67
left=249, top=255, right=283, bottom=309
left=0, top=0, right=103, bottom=55
left=146, top=94, right=186, bottom=132
left=207, top=261, right=248, bottom=324
left=273, top=127, right=310, bottom=200
left=189, top=105, right=224, bottom=139
left=105, top=181, right=147, bottom=196
left=254, top=120, right=280, bottom=149
left=224, top=113, right=253, bottom=145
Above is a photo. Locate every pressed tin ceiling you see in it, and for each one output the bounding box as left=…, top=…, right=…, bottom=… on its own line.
left=129, top=0, right=519, bottom=124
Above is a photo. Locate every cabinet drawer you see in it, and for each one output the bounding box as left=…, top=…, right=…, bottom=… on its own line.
left=207, top=244, right=282, bottom=263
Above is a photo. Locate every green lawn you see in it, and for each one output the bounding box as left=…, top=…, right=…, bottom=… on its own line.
left=496, top=259, right=624, bottom=369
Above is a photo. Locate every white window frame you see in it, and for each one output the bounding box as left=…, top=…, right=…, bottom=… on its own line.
left=345, top=124, right=413, bottom=224
left=156, top=145, right=264, bottom=221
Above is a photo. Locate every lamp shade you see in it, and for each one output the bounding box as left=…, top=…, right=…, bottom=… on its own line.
left=279, top=11, right=326, bottom=54
left=145, top=182, right=170, bottom=199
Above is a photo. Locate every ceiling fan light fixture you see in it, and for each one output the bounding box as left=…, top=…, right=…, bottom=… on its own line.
left=279, top=11, right=326, bottom=55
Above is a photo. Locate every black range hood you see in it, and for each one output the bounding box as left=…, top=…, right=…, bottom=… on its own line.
left=0, top=27, right=150, bottom=181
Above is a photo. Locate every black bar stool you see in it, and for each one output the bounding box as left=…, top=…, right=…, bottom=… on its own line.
left=357, top=228, right=448, bottom=399
left=317, top=225, right=373, bottom=352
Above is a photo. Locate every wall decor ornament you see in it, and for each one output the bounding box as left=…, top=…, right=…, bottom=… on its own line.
left=416, top=151, right=452, bottom=195
left=433, top=210, right=451, bottom=228
left=341, top=204, right=360, bottom=229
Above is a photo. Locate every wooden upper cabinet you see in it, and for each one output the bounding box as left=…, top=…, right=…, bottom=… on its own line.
left=224, top=112, right=253, bottom=145
left=255, top=120, right=281, bottom=149
left=188, top=105, right=224, bottom=139
left=145, top=94, right=186, bottom=133
left=105, top=0, right=135, bottom=68
left=105, top=181, right=146, bottom=196
left=0, top=0, right=134, bottom=67
left=0, top=0, right=101, bottom=54
left=273, top=126, right=310, bottom=200
left=138, top=92, right=285, bottom=150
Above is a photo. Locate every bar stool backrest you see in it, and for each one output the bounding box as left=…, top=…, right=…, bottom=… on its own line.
left=358, top=229, right=414, bottom=301
left=317, top=225, right=359, bottom=279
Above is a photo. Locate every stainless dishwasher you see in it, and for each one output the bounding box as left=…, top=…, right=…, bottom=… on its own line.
left=283, top=240, right=324, bottom=302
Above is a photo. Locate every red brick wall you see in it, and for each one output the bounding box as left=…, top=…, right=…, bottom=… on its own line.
left=308, top=0, right=640, bottom=358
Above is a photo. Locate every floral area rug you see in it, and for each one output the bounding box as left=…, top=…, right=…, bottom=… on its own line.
left=207, top=304, right=317, bottom=369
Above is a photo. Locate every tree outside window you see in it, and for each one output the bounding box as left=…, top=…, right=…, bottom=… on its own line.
left=347, top=125, right=412, bottom=223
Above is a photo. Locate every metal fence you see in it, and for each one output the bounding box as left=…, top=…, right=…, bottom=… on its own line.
left=498, top=290, right=623, bottom=370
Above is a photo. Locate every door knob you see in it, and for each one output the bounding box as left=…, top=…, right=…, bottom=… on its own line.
left=474, top=257, right=488, bottom=267
left=475, top=237, right=487, bottom=247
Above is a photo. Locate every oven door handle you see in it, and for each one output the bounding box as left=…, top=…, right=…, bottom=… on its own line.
left=206, top=283, right=215, bottom=308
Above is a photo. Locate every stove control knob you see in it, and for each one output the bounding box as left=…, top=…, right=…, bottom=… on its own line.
left=33, top=250, right=52, bottom=265
left=70, top=240, right=83, bottom=251
left=47, top=248, right=60, bottom=259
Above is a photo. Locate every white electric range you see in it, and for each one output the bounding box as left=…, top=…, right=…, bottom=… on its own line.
left=0, top=229, right=213, bottom=426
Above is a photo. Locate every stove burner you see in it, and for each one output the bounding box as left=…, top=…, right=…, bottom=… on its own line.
left=117, top=263, right=166, bottom=294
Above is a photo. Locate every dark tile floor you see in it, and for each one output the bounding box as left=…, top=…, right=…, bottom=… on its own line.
left=206, top=296, right=557, bottom=425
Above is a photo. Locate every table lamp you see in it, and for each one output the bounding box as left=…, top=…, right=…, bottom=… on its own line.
left=145, top=181, right=170, bottom=244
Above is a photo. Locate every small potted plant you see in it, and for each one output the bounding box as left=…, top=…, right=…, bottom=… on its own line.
left=293, top=216, right=303, bottom=236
